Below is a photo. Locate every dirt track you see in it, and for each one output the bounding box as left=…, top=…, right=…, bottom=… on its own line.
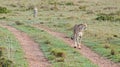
left=1, top=25, right=51, bottom=67
left=33, top=24, right=120, bottom=67
left=0, top=24, right=120, bottom=67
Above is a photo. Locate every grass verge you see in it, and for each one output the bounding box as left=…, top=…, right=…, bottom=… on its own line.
left=0, top=27, right=28, bottom=67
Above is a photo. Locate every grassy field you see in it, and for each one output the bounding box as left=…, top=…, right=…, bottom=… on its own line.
left=0, top=27, right=28, bottom=67
left=13, top=24, right=98, bottom=67
left=0, top=0, right=120, bottom=64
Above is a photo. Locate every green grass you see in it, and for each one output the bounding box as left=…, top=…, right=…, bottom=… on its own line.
left=0, top=27, right=28, bottom=67
left=48, top=21, right=120, bottom=63
left=83, top=40, right=120, bottom=62
left=0, top=0, right=120, bottom=64
left=13, top=24, right=98, bottom=67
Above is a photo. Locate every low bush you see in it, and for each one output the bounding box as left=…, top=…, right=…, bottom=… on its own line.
left=79, top=6, right=87, bottom=11
left=95, top=13, right=114, bottom=21
left=104, top=44, right=110, bottom=49
left=0, top=17, right=6, bottom=19
left=0, top=57, right=13, bottom=67
left=0, top=47, right=14, bottom=67
left=15, top=21, right=24, bottom=25
left=0, top=6, right=10, bottom=13
left=111, top=49, right=115, bottom=55
left=96, top=12, right=120, bottom=21
left=44, top=40, right=51, bottom=44
left=65, top=2, right=74, bottom=5
left=51, top=48, right=66, bottom=58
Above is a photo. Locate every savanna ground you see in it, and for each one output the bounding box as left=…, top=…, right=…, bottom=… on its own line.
left=0, top=0, right=120, bottom=67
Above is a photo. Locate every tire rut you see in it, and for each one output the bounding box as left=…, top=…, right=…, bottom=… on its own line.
left=33, top=24, right=120, bottom=67
left=1, top=25, right=51, bottom=67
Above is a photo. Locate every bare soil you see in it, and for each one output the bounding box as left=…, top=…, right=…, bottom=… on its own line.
left=1, top=25, right=51, bottom=67
left=33, top=24, right=120, bottom=67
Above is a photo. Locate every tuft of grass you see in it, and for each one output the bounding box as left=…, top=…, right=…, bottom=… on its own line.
left=51, top=48, right=66, bottom=58
left=44, top=40, right=51, bottom=44
left=65, top=2, right=74, bottom=5
left=0, top=6, right=10, bottom=13
left=95, top=12, right=120, bottom=21
left=79, top=6, right=87, bottom=11
left=95, top=13, right=114, bottom=21
left=0, top=57, right=14, bottom=67
left=111, top=49, right=115, bottom=55
left=0, top=16, right=6, bottom=19
left=15, top=21, right=24, bottom=25
left=104, top=44, right=110, bottom=49
left=113, top=34, right=118, bottom=38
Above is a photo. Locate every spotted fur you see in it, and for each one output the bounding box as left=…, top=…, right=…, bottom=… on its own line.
left=73, top=23, right=87, bottom=49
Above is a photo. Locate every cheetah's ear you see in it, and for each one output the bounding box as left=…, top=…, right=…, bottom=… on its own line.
left=84, top=23, right=87, bottom=27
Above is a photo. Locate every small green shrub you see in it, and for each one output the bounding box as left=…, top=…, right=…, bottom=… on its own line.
left=39, top=22, right=44, bottom=24
left=65, top=2, right=74, bottom=5
left=50, top=6, right=59, bottom=11
left=15, top=21, right=24, bottom=25
left=0, top=17, right=6, bottom=19
left=0, top=6, right=10, bottom=13
left=0, top=47, right=14, bottom=67
left=51, top=48, right=66, bottom=58
left=113, top=34, right=118, bottom=38
left=50, top=48, right=65, bottom=62
left=95, top=13, right=114, bottom=21
left=96, top=12, right=120, bottom=21
left=111, top=49, right=115, bottom=55
left=0, top=57, right=14, bottom=67
left=44, top=40, right=51, bottom=44
left=79, top=6, right=86, bottom=11
left=104, top=44, right=110, bottom=49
